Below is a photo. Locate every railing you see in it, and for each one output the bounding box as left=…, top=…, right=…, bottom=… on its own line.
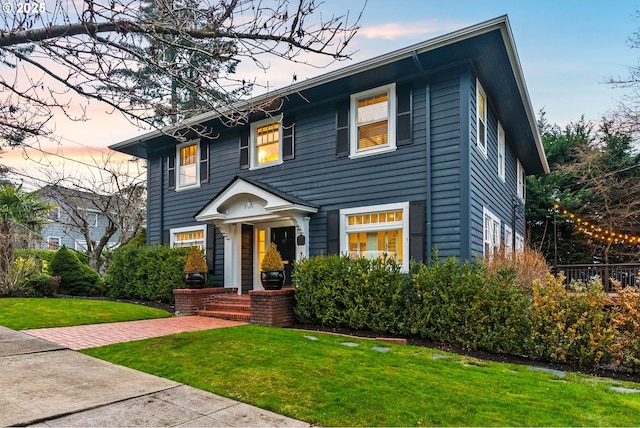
left=554, top=264, right=640, bottom=292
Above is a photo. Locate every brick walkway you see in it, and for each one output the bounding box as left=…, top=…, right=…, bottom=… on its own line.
left=23, top=316, right=247, bottom=350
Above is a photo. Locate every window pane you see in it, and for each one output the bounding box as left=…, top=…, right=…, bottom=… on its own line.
left=358, top=121, right=388, bottom=149
left=180, top=144, right=197, bottom=166
left=256, top=123, right=280, bottom=164
left=358, top=94, right=388, bottom=124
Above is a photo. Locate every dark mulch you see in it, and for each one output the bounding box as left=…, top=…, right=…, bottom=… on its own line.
left=295, top=324, right=640, bottom=385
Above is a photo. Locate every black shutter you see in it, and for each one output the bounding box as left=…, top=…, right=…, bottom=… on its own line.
left=327, top=210, right=340, bottom=255
left=409, top=200, right=426, bottom=263
left=239, top=129, right=250, bottom=169
left=397, top=84, right=412, bottom=146
left=206, top=223, right=215, bottom=273
left=282, top=116, right=295, bottom=161
left=162, top=229, right=170, bottom=246
left=336, top=101, right=349, bottom=158
left=200, top=140, right=209, bottom=183
left=167, top=155, right=176, bottom=190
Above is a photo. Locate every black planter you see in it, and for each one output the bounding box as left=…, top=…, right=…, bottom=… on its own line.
left=185, top=272, right=206, bottom=289
left=260, top=270, right=284, bottom=290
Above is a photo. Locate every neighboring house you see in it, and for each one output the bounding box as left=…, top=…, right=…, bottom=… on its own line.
left=111, top=16, right=549, bottom=294
left=36, top=185, right=123, bottom=252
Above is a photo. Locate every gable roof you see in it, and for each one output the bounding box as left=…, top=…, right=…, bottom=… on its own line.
left=110, top=15, right=548, bottom=175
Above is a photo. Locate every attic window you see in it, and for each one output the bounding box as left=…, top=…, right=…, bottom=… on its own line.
left=350, top=83, right=397, bottom=158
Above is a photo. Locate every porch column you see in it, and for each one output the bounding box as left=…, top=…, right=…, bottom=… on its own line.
left=217, top=223, right=241, bottom=293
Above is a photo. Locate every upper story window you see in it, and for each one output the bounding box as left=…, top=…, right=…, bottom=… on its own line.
left=498, top=122, right=505, bottom=181
left=476, top=79, right=487, bottom=157
left=350, top=83, right=397, bottom=158
left=517, top=159, right=526, bottom=201
left=178, top=141, right=198, bottom=188
left=87, top=211, right=99, bottom=228
left=47, top=205, right=61, bottom=222
left=168, top=138, right=208, bottom=191
left=250, top=116, right=283, bottom=169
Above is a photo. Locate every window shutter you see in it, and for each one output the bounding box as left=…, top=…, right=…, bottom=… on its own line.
left=397, top=84, right=412, bottom=146
left=206, top=223, right=215, bottom=273
left=336, top=101, right=349, bottom=158
left=200, top=140, right=209, bottom=183
left=327, top=210, right=340, bottom=255
left=162, top=229, right=170, bottom=246
left=282, top=116, right=295, bottom=161
left=239, top=129, right=249, bottom=169
left=167, top=155, right=176, bottom=190
left=409, top=200, right=425, bottom=263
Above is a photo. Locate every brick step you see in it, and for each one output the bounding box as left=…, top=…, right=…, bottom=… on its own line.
left=196, top=309, right=251, bottom=322
left=213, top=294, right=250, bottom=303
left=203, top=302, right=251, bottom=312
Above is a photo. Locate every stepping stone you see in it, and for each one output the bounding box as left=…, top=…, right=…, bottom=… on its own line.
left=303, top=335, right=318, bottom=341
left=341, top=342, right=359, bottom=347
left=372, top=347, right=390, bottom=353
left=432, top=354, right=451, bottom=360
left=529, top=367, right=566, bottom=377
left=611, top=386, right=640, bottom=394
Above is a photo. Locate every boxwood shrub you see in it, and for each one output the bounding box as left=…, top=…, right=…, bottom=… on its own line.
left=105, top=245, right=189, bottom=303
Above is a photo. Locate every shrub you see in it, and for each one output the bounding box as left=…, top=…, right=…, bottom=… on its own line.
left=50, top=246, right=103, bottom=296
left=27, top=273, right=61, bottom=297
left=105, top=245, right=189, bottom=303
left=14, top=249, right=57, bottom=267
left=0, top=256, right=39, bottom=296
left=531, top=274, right=614, bottom=366
left=184, top=246, right=207, bottom=272
left=611, top=282, right=640, bottom=371
left=261, top=243, right=284, bottom=271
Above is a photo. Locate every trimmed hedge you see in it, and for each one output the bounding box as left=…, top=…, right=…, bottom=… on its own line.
left=104, top=245, right=189, bottom=303
left=294, top=254, right=640, bottom=372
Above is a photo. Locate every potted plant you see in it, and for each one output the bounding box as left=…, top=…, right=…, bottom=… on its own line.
left=184, top=246, right=207, bottom=289
left=260, top=242, right=285, bottom=290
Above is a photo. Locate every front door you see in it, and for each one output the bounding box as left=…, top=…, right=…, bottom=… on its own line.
left=271, top=226, right=296, bottom=286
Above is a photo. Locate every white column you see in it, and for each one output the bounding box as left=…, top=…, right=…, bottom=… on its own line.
left=292, top=214, right=311, bottom=261
left=217, top=223, right=240, bottom=293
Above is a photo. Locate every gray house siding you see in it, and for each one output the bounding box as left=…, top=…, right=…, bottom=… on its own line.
left=429, top=73, right=463, bottom=260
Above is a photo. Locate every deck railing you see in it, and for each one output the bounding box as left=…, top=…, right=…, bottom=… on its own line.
left=553, top=264, right=640, bottom=292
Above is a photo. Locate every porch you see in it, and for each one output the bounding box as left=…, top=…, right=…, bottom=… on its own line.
left=554, top=263, right=640, bottom=292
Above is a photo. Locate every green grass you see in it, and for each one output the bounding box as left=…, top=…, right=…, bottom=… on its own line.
left=0, top=298, right=171, bottom=330
left=83, top=325, right=640, bottom=427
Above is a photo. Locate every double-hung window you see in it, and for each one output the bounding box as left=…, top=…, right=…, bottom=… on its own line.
left=476, top=79, right=487, bottom=156
left=504, top=225, right=513, bottom=255
left=178, top=141, right=198, bottom=189
left=350, top=83, right=397, bottom=157
left=498, top=122, right=506, bottom=180
left=251, top=116, right=282, bottom=168
left=340, top=202, right=409, bottom=271
left=483, top=207, right=500, bottom=258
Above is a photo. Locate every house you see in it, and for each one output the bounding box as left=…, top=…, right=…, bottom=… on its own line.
left=35, top=185, right=134, bottom=252
left=110, top=16, right=549, bottom=294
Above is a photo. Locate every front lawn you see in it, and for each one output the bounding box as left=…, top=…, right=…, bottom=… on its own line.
left=0, top=298, right=171, bottom=330
left=83, top=325, right=640, bottom=427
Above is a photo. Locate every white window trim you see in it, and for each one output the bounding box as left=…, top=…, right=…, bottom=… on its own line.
left=170, top=225, right=207, bottom=250
left=476, top=78, right=488, bottom=157
left=504, top=224, right=513, bottom=255
left=176, top=139, right=201, bottom=191
left=250, top=115, right=284, bottom=170
left=517, top=159, right=526, bottom=202
left=47, top=205, right=61, bottom=222
left=339, top=201, right=410, bottom=272
left=498, top=122, right=506, bottom=181
left=86, top=209, right=99, bottom=228
left=515, top=233, right=525, bottom=252
left=47, top=236, right=61, bottom=250
left=483, top=207, right=501, bottom=258
left=349, top=83, right=397, bottom=159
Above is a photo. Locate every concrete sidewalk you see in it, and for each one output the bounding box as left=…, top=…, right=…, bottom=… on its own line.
left=1, top=323, right=309, bottom=427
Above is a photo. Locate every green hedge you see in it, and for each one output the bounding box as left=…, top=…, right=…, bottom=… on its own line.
left=104, top=245, right=189, bottom=303
left=50, top=246, right=103, bottom=296
left=293, top=255, right=632, bottom=370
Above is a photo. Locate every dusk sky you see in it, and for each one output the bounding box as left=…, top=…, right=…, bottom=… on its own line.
left=3, top=0, right=639, bottom=187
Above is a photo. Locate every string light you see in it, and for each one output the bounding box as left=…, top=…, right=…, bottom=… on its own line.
left=553, top=204, right=640, bottom=245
